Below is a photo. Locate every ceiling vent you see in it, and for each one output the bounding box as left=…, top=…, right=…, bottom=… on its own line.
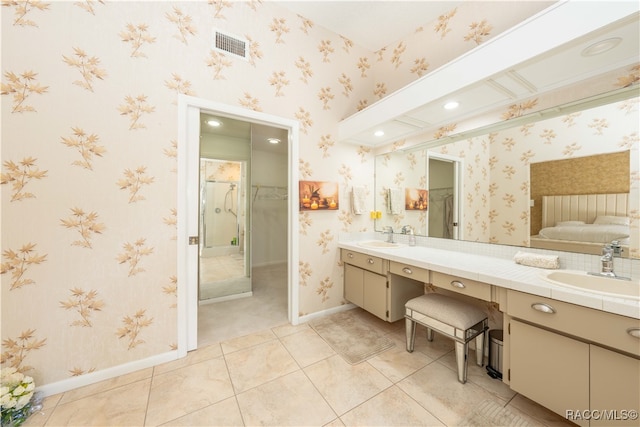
left=213, top=29, right=248, bottom=60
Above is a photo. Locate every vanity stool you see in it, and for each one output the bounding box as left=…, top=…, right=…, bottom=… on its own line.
left=405, top=293, right=488, bottom=384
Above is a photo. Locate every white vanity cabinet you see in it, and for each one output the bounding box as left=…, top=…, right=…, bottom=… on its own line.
left=507, top=290, right=640, bottom=426
left=341, top=249, right=424, bottom=322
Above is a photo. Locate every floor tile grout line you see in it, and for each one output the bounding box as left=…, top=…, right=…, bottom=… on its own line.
left=222, top=337, right=304, bottom=398
left=220, top=332, right=280, bottom=356
left=295, top=355, right=341, bottom=422
left=34, top=393, right=60, bottom=427
left=393, top=381, right=450, bottom=427
left=142, top=368, right=156, bottom=426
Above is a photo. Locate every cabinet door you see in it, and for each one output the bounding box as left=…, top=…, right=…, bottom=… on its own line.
left=363, top=270, right=387, bottom=321
left=510, top=320, right=589, bottom=426
left=344, top=264, right=364, bottom=307
left=590, top=345, right=640, bottom=426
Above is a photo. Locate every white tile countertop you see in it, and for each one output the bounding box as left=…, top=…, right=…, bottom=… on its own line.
left=338, top=238, right=640, bottom=319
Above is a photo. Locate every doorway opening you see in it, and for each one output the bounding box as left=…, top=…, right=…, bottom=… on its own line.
left=177, top=96, right=299, bottom=354
left=427, top=153, right=463, bottom=240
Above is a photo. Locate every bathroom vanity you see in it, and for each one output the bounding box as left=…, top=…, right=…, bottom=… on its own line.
left=339, top=240, right=640, bottom=426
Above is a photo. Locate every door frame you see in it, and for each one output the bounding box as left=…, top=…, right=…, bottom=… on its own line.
left=426, top=152, right=464, bottom=240
left=177, top=95, right=299, bottom=354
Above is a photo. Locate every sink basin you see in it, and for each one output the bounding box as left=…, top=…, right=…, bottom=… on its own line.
left=357, top=240, right=402, bottom=249
left=542, top=270, right=640, bottom=300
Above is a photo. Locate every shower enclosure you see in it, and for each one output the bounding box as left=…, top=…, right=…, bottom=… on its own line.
left=201, top=181, right=239, bottom=253
left=199, top=159, right=250, bottom=301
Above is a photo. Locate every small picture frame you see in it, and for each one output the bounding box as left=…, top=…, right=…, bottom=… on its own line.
left=299, top=181, right=339, bottom=211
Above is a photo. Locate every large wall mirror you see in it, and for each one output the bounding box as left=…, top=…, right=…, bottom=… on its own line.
left=374, top=88, right=639, bottom=259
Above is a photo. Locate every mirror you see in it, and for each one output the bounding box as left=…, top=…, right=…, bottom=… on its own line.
left=375, top=89, right=639, bottom=257
left=199, top=158, right=250, bottom=300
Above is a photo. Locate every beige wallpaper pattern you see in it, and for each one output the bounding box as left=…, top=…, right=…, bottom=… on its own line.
left=0, top=0, right=595, bottom=388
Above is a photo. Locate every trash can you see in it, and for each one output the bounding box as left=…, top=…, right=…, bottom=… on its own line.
left=486, top=329, right=503, bottom=379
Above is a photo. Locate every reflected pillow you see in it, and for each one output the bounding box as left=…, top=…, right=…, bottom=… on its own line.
left=555, top=220, right=585, bottom=227
left=592, top=215, right=630, bottom=226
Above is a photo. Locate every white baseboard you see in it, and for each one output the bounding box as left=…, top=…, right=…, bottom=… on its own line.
left=35, top=350, right=178, bottom=398
left=198, top=291, right=253, bottom=305
left=298, top=303, right=356, bottom=324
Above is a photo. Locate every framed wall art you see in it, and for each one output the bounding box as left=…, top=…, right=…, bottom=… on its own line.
left=299, top=181, right=339, bottom=211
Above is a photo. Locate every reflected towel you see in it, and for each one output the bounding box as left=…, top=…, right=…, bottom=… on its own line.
left=513, top=251, right=560, bottom=269
left=389, top=188, right=403, bottom=215
left=351, top=186, right=366, bottom=215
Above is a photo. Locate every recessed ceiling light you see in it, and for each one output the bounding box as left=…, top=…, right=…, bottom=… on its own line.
left=581, top=37, right=622, bottom=57
left=267, top=138, right=280, bottom=144
left=444, top=101, right=459, bottom=110
left=374, top=130, right=385, bottom=137
left=207, top=119, right=221, bottom=127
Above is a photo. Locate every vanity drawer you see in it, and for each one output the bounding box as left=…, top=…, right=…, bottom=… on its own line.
left=507, top=290, right=640, bottom=357
left=390, top=261, right=429, bottom=283
left=431, top=271, right=492, bottom=301
left=340, top=249, right=387, bottom=275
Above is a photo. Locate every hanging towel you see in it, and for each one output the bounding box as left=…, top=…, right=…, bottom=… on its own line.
left=389, top=188, right=404, bottom=215
left=351, top=186, right=366, bottom=215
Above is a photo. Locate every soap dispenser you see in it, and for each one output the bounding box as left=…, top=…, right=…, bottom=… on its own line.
left=408, top=228, right=416, bottom=246
left=601, top=244, right=614, bottom=274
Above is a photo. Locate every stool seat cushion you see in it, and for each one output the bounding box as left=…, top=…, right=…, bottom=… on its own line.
left=406, top=293, right=486, bottom=330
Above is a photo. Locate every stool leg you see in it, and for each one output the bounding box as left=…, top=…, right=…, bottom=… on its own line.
left=455, top=341, right=468, bottom=384
left=426, top=328, right=434, bottom=342
left=475, top=331, right=485, bottom=366
left=405, top=318, right=416, bottom=352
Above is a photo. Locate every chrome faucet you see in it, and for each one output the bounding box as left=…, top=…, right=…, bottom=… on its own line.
left=401, top=225, right=413, bottom=234
left=383, top=226, right=394, bottom=243
left=588, top=242, right=631, bottom=281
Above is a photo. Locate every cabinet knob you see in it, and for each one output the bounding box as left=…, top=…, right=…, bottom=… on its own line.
left=402, top=267, right=413, bottom=274
left=367, top=258, right=374, bottom=264
left=531, top=303, right=556, bottom=314
left=450, top=280, right=465, bottom=289
left=347, top=253, right=354, bottom=258
left=627, top=328, right=640, bottom=338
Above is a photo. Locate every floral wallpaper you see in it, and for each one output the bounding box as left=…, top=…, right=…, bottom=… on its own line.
left=1, top=0, right=584, bottom=390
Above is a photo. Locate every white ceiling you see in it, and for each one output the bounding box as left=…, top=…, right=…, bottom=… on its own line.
left=202, top=2, right=639, bottom=150
left=276, top=1, right=460, bottom=51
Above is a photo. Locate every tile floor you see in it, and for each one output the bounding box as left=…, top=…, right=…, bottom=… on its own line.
left=25, top=307, right=576, bottom=427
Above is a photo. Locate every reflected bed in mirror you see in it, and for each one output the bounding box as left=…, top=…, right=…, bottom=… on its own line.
left=530, top=193, right=630, bottom=257
left=374, top=89, right=639, bottom=258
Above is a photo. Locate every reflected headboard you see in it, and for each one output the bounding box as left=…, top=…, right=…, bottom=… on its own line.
left=541, top=193, right=629, bottom=228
